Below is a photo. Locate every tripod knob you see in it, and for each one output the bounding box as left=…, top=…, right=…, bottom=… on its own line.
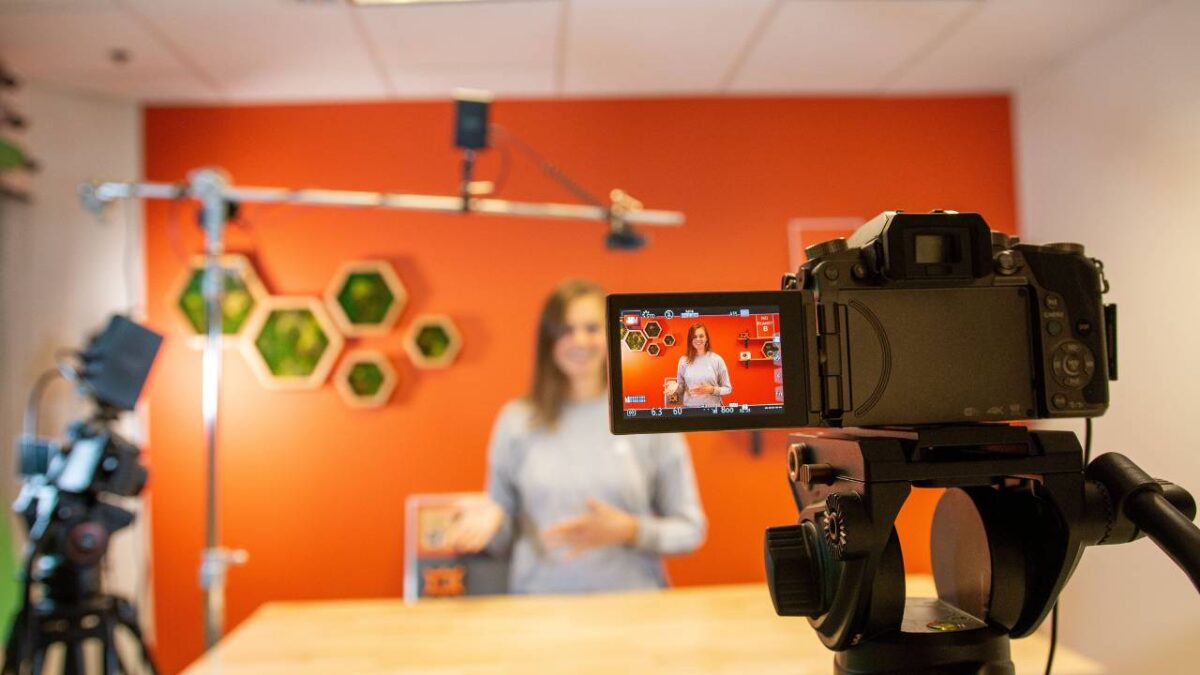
left=764, top=523, right=825, bottom=617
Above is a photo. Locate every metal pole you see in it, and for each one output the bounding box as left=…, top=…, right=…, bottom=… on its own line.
left=81, top=181, right=686, bottom=227
left=191, top=168, right=236, bottom=650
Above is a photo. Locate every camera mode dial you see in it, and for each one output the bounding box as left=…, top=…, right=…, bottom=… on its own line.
left=805, top=238, right=847, bottom=261
left=1051, top=341, right=1096, bottom=389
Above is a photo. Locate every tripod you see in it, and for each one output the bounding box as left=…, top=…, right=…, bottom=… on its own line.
left=765, top=424, right=1200, bottom=675
left=3, top=595, right=156, bottom=675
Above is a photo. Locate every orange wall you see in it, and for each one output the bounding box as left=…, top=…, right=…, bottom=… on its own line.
left=142, top=97, right=1017, bottom=672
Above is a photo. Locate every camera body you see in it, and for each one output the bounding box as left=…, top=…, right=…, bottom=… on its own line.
left=607, top=211, right=1116, bottom=433
left=795, top=210, right=1115, bottom=427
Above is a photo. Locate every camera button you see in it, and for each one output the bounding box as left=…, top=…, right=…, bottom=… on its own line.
left=1076, top=319, right=1092, bottom=336
left=1046, top=320, right=1063, bottom=336
left=1052, top=393, right=1068, bottom=409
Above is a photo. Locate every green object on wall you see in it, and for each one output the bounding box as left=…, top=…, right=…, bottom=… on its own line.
left=177, top=268, right=256, bottom=335
left=348, top=362, right=385, bottom=396
left=254, top=309, right=332, bottom=377
left=414, top=324, right=451, bottom=359
left=336, top=272, right=395, bottom=325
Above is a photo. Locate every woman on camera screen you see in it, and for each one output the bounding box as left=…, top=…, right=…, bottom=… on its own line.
left=444, top=279, right=707, bottom=593
left=665, top=323, right=732, bottom=408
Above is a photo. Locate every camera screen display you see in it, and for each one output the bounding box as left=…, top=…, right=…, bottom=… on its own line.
left=617, top=305, right=783, bottom=419
left=608, top=291, right=812, bottom=434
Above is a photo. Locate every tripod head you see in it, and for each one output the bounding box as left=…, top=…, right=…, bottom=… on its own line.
left=14, top=411, right=146, bottom=605
left=11, top=316, right=159, bottom=606
left=764, top=424, right=1199, bottom=674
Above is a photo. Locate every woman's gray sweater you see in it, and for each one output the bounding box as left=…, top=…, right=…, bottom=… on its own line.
left=485, top=396, right=707, bottom=594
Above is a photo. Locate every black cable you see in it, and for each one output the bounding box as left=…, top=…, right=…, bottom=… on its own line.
left=489, top=124, right=607, bottom=208
left=1044, top=603, right=1058, bottom=675
left=1084, top=417, right=1093, bottom=465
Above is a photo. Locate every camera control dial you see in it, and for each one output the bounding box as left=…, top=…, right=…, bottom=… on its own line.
left=1051, top=341, right=1096, bottom=389
left=805, top=238, right=848, bottom=261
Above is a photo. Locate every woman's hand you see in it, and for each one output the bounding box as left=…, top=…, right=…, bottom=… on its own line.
left=664, top=381, right=680, bottom=397
left=689, top=383, right=716, bottom=396
left=442, top=495, right=506, bottom=554
left=543, top=498, right=639, bottom=559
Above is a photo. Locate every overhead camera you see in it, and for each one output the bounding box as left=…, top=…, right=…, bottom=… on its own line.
left=5, top=315, right=162, bottom=674
left=606, top=211, right=1199, bottom=674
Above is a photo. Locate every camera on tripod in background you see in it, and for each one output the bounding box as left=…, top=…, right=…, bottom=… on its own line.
left=5, top=315, right=162, bottom=675
left=606, top=211, right=1199, bottom=675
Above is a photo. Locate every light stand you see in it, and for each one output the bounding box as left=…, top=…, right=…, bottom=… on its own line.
left=81, top=169, right=684, bottom=650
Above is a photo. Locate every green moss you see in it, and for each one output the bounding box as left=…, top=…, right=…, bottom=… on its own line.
left=254, top=309, right=331, bottom=377
left=336, top=272, right=395, bottom=325
left=415, top=324, right=451, bottom=359
left=348, top=362, right=385, bottom=396
left=178, top=268, right=255, bottom=335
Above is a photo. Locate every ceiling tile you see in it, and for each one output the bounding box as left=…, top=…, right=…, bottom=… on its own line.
left=884, top=0, right=1155, bottom=92
left=728, top=0, right=979, bottom=93
left=123, top=0, right=389, bottom=103
left=387, top=63, right=555, bottom=99
left=355, top=0, right=559, bottom=97
left=562, top=0, right=775, bottom=95
left=0, top=1, right=215, bottom=101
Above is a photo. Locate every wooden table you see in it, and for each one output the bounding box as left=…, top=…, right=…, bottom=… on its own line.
left=183, top=579, right=1100, bottom=674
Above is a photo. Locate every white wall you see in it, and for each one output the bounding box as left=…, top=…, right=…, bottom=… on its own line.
left=1016, top=0, right=1200, bottom=671
left=0, top=81, right=154, bottom=644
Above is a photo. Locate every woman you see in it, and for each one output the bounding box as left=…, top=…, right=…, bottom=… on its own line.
left=665, top=323, right=732, bottom=408
left=445, top=280, right=707, bottom=593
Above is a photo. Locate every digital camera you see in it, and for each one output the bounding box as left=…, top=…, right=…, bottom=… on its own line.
left=607, top=211, right=1116, bottom=433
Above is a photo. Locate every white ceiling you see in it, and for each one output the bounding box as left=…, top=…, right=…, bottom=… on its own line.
left=0, top=0, right=1161, bottom=103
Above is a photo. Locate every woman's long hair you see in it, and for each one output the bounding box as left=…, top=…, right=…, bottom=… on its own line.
left=685, top=323, right=709, bottom=364
left=527, top=279, right=606, bottom=429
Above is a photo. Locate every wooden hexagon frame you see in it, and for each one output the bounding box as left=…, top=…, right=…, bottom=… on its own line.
left=239, top=296, right=345, bottom=391
left=334, top=350, right=398, bottom=409
left=171, top=254, right=269, bottom=349
left=324, top=260, right=408, bottom=337
left=403, top=314, right=462, bottom=369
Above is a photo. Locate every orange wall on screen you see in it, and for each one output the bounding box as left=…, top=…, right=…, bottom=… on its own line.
left=620, top=314, right=781, bottom=409
left=142, top=97, right=1017, bottom=672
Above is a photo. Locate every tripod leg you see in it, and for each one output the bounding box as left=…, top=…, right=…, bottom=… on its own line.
left=102, top=614, right=121, bottom=675
left=63, top=636, right=85, bottom=675
left=113, top=600, right=157, bottom=675
left=30, top=643, right=45, bottom=675
left=2, top=608, right=27, bottom=675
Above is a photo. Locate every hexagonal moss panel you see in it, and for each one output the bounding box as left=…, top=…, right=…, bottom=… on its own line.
left=644, top=321, right=662, bottom=339
left=334, top=350, right=397, bottom=408
left=662, top=334, right=676, bottom=347
left=647, top=342, right=662, bottom=357
left=325, top=261, right=407, bottom=337
left=403, top=315, right=462, bottom=369
left=624, top=330, right=647, bottom=352
left=762, top=341, right=780, bottom=360
left=241, top=297, right=344, bottom=391
left=173, top=254, right=267, bottom=346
